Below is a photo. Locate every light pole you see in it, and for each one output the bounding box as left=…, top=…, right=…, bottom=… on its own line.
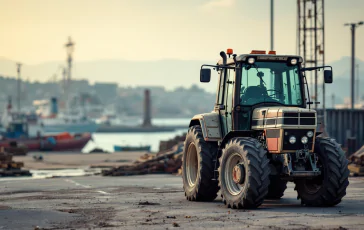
left=344, top=21, right=363, bottom=109
left=270, top=0, right=274, bottom=51
left=356, top=64, right=360, bottom=102
left=16, top=63, right=22, bottom=112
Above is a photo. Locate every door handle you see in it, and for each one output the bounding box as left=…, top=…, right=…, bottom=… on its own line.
left=214, top=105, right=225, bottom=110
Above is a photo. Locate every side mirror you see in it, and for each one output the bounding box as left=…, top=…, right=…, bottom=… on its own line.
left=200, top=69, right=211, bottom=83
left=324, top=70, right=333, bottom=83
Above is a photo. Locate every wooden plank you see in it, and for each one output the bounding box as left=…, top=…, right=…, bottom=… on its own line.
left=348, top=164, right=364, bottom=173
left=10, top=162, right=24, bottom=169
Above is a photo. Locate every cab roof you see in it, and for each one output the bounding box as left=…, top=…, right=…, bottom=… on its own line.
left=217, top=54, right=304, bottom=65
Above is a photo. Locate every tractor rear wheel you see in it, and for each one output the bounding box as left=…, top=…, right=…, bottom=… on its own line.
left=294, top=137, right=349, bottom=206
left=219, top=137, right=270, bottom=209
left=182, top=125, right=219, bottom=201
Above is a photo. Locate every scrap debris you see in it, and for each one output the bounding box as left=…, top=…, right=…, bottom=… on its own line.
left=0, top=147, right=31, bottom=177
left=348, top=145, right=364, bottom=176
left=102, top=133, right=186, bottom=176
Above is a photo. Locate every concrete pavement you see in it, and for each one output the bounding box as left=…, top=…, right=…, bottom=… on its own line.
left=0, top=175, right=363, bottom=229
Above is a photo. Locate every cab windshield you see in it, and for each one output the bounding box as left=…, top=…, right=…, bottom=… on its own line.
left=240, top=62, right=303, bottom=106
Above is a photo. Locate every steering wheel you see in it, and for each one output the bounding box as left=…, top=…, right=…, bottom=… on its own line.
left=266, top=89, right=282, bottom=94
left=266, top=89, right=282, bottom=97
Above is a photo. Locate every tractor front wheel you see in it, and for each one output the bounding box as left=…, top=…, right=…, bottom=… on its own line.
left=219, top=137, right=270, bottom=209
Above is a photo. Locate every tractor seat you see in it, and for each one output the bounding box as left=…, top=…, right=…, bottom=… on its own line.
left=241, top=86, right=267, bottom=102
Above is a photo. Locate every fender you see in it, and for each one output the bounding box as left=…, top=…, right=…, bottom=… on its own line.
left=219, top=130, right=263, bottom=150
left=189, top=112, right=222, bottom=141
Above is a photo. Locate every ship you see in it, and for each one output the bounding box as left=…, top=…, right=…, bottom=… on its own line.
left=34, top=97, right=99, bottom=134
left=0, top=101, right=91, bottom=152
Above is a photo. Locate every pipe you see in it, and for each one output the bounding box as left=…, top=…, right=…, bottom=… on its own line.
left=220, top=51, right=227, bottom=65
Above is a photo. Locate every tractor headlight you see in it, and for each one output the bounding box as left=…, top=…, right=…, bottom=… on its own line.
left=307, top=131, right=314, bottom=138
left=248, top=57, right=255, bottom=64
left=290, top=58, right=298, bottom=65
left=301, top=136, right=308, bottom=144
left=289, top=136, right=296, bottom=144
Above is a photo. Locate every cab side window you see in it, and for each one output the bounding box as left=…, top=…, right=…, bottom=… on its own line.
left=217, top=69, right=225, bottom=105
left=226, top=68, right=234, bottom=111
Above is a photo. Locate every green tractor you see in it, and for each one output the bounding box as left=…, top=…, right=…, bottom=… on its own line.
left=182, top=49, right=349, bottom=209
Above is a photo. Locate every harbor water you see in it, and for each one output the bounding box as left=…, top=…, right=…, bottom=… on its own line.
left=82, top=118, right=190, bottom=153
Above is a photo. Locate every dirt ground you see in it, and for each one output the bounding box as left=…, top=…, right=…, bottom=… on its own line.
left=0, top=175, right=363, bottom=230
left=13, top=151, right=148, bottom=170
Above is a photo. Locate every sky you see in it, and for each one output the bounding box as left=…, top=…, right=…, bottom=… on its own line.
left=0, top=0, right=364, bottom=65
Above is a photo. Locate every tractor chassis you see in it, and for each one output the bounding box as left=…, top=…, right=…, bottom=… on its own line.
left=281, top=150, right=321, bottom=180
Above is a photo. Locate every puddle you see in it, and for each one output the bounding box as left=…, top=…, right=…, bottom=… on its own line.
left=0, top=168, right=101, bottom=181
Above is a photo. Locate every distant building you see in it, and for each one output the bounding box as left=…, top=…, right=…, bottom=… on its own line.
left=71, top=79, right=91, bottom=94
left=94, top=82, right=118, bottom=103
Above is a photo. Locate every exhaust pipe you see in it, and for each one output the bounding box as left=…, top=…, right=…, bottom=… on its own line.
left=220, top=51, right=227, bottom=65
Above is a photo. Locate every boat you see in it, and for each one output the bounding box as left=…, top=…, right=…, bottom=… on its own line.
left=114, top=145, right=151, bottom=152
left=39, top=117, right=99, bottom=133
left=0, top=103, right=91, bottom=152
left=34, top=98, right=99, bottom=133
left=0, top=132, right=92, bottom=152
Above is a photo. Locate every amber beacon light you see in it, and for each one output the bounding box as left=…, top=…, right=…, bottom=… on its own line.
left=250, top=50, right=266, bottom=54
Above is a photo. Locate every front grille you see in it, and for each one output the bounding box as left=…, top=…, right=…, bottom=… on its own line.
left=284, top=112, right=298, bottom=117
left=283, top=129, right=314, bottom=151
left=300, top=118, right=315, bottom=125
left=300, top=113, right=315, bottom=118
left=284, top=118, right=299, bottom=125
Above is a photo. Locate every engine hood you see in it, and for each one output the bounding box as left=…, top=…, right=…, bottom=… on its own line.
left=251, top=106, right=317, bottom=129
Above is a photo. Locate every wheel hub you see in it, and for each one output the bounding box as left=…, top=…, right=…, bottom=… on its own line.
left=232, top=164, right=245, bottom=184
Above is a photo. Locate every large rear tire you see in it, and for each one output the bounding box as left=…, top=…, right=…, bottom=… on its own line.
left=219, top=137, right=270, bottom=209
left=294, top=137, right=349, bottom=206
left=182, top=125, right=219, bottom=201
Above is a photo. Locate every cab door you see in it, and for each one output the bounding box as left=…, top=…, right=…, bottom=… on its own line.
left=225, top=68, right=235, bottom=134
left=218, top=68, right=234, bottom=136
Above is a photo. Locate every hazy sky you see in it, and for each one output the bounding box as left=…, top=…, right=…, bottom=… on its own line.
left=1, top=0, right=364, bottom=65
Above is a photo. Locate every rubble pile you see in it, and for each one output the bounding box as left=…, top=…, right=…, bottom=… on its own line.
left=159, top=133, right=186, bottom=152
left=0, top=147, right=31, bottom=177
left=5, top=142, right=28, bottom=156
left=102, top=133, right=186, bottom=176
left=348, top=145, right=364, bottom=176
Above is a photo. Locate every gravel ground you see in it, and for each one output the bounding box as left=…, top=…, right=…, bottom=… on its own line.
left=13, top=151, right=147, bottom=170
left=0, top=175, right=363, bottom=229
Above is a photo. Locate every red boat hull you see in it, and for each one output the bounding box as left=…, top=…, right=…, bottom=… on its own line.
left=0, top=133, right=92, bottom=152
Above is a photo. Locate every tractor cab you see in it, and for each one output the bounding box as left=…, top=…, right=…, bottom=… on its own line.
left=200, top=49, right=332, bottom=135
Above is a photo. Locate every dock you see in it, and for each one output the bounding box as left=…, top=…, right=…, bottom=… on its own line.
left=96, top=125, right=186, bottom=133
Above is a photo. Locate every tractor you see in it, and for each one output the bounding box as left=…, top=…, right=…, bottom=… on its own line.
left=182, top=49, right=349, bottom=209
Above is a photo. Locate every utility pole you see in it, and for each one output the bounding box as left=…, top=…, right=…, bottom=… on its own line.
left=270, top=0, right=274, bottom=51
left=356, top=64, right=360, bottom=102
left=344, top=21, right=363, bottom=109
left=16, top=63, right=22, bottom=112
left=270, top=0, right=274, bottom=87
